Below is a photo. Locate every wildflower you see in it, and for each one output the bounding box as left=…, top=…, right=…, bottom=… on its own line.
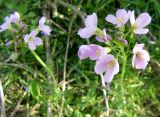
left=130, top=11, right=151, bottom=34
left=78, top=44, right=106, bottom=60
left=10, top=12, right=20, bottom=23
left=24, top=30, right=42, bottom=50
left=0, top=17, right=11, bottom=32
left=94, top=54, right=119, bottom=83
left=132, top=43, right=150, bottom=69
left=5, top=41, right=12, bottom=46
left=96, top=29, right=112, bottom=43
left=105, top=9, right=130, bottom=27
left=77, top=13, right=98, bottom=38
left=38, top=17, right=51, bottom=35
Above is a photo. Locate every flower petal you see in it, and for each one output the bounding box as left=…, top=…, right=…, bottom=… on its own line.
left=104, top=70, right=115, bottom=83
left=133, top=43, right=145, bottom=53
left=30, top=30, right=39, bottom=37
left=39, top=16, right=46, bottom=26
left=39, top=25, right=51, bottom=35
left=33, top=37, right=43, bottom=46
left=77, top=27, right=96, bottom=39
left=105, top=15, right=117, bottom=25
left=84, top=13, right=97, bottom=28
left=28, top=41, right=36, bottom=50
left=129, top=10, right=135, bottom=25
left=141, top=50, right=150, bottom=61
left=135, top=13, right=151, bottom=28
left=24, top=34, right=30, bottom=42
left=133, top=28, right=149, bottom=34
left=78, top=45, right=91, bottom=60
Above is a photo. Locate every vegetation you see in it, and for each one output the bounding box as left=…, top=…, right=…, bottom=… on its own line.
left=0, top=0, right=160, bottom=116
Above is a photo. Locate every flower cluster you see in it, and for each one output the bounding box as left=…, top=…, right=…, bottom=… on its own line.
left=77, top=9, right=151, bottom=83
left=0, top=12, right=51, bottom=50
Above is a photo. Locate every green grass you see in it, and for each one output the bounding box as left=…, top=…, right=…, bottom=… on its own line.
left=0, top=0, right=160, bottom=116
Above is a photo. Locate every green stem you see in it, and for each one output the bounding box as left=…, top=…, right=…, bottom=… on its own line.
left=100, top=74, right=109, bottom=116
left=120, top=46, right=127, bottom=103
left=30, top=50, right=55, bottom=84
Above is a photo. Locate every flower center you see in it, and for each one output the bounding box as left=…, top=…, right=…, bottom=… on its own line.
left=136, top=52, right=142, bottom=60
left=29, top=37, right=33, bottom=41
left=117, top=17, right=124, bottom=24
left=107, top=60, right=115, bottom=69
left=96, top=49, right=101, bottom=56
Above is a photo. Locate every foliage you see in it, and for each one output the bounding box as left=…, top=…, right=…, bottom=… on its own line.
left=0, top=0, right=160, bottom=116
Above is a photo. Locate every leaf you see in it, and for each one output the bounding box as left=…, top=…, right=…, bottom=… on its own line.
left=29, top=80, right=40, bottom=99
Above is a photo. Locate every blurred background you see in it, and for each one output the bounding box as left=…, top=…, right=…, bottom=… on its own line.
left=0, top=0, right=160, bottom=116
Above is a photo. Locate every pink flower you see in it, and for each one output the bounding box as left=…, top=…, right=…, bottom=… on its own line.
left=10, top=12, right=20, bottom=23
left=77, top=13, right=98, bottom=39
left=39, top=17, right=51, bottom=35
left=96, top=29, right=112, bottom=43
left=0, top=17, right=11, bottom=32
left=78, top=44, right=106, bottom=60
left=132, top=43, right=150, bottom=69
left=130, top=11, right=151, bottom=34
left=94, top=54, right=119, bottom=83
left=105, top=9, right=130, bottom=27
left=24, top=30, right=43, bottom=50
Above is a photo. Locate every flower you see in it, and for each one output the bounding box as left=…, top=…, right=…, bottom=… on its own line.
left=24, top=30, right=43, bottom=50
left=94, top=54, right=119, bottom=83
left=10, top=12, right=20, bottom=23
left=78, top=44, right=106, bottom=60
left=0, top=17, right=11, bottom=32
left=130, top=11, right=151, bottom=34
left=77, top=13, right=98, bottom=39
left=132, top=43, right=150, bottom=69
left=105, top=9, right=130, bottom=27
left=39, top=17, right=51, bottom=35
left=96, top=29, right=112, bottom=43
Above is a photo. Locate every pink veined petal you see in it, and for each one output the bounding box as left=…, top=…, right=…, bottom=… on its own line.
left=89, top=45, right=106, bottom=60
left=135, top=13, right=151, bottom=29
left=116, top=9, right=127, bottom=18
left=104, top=69, right=115, bottom=83
left=133, top=43, right=145, bottom=53
left=105, top=15, right=117, bottom=25
left=133, top=28, right=149, bottom=34
left=141, top=50, right=150, bottom=61
left=78, top=45, right=91, bottom=60
left=134, top=58, right=148, bottom=69
left=94, top=59, right=108, bottom=74
left=84, top=13, right=97, bottom=28
left=39, top=17, right=46, bottom=26
left=129, top=10, right=135, bottom=25
left=77, top=27, right=96, bottom=39
left=30, top=30, right=39, bottom=37
left=33, top=37, right=43, bottom=46
left=94, top=54, right=115, bottom=74
left=40, top=25, right=51, bottom=35
left=113, top=59, right=119, bottom=74
left=28, top=41, right=36, bottom=50
left=24, top=34, right=30, bottom=42
left=10, top=12, right=20, bottom=23
left=116, top=9, right=129, bottom=26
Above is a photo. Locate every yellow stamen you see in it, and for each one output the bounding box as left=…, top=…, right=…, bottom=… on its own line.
left=117, top=17, right=124, bottom=24
left=107, top=60, right=115, bottom=69
left=96, top=50, right=101, bottom=56
left=136, top=52, right=142, bottom=60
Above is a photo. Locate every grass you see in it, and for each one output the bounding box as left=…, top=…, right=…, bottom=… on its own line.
left=0, top=0, right=160, bottom=116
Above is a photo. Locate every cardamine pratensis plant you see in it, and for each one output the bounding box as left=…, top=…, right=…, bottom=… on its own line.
left=77, top=9, right=151, bottom=116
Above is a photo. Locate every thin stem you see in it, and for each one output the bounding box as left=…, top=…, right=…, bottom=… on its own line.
left=30, top=50, right=55, bottom=84
left=100, top=74, right=109, bottom=117
left=120, top=46, right=127, bottom=103
left=0, top=80, right=6, bottom=117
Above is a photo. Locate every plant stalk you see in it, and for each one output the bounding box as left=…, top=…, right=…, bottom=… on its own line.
left=100, top=74, right=109, bottom=116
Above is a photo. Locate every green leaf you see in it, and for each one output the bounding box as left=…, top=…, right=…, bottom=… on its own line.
left=29, top=80, right=40, bottom=99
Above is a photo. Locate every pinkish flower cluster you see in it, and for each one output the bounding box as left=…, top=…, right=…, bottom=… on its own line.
left=0, top=12, right=51, bottom=50
left=77, top=9, right=151, bottom=83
